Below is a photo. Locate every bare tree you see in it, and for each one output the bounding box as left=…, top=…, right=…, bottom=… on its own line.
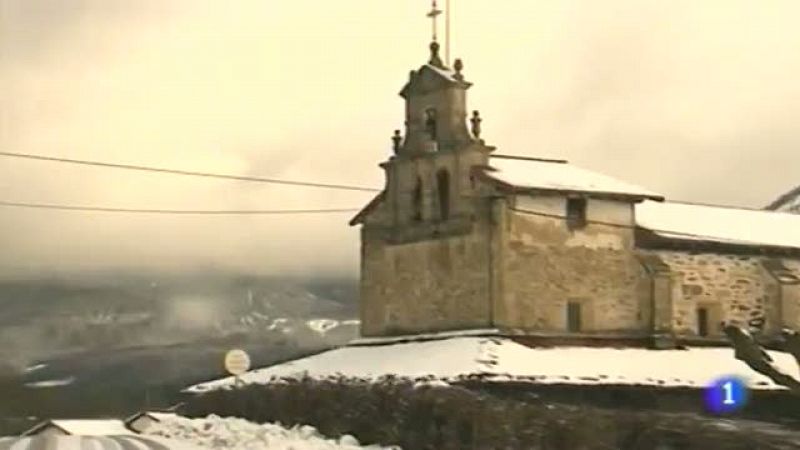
left=723, top=324, right=800, bottom=393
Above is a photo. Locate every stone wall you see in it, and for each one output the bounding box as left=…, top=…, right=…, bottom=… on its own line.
left=357, top=138, right=492, bottom=336
left=359, top=221, right=492, bottom=336
left=770, top=258, right=800, bottom=330
left=652, top=252, right=781, bottom=337
left=495, top=195, right=650, bottom=333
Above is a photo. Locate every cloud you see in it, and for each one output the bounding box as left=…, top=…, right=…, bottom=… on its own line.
left=1, top=0, right=799, bottom=278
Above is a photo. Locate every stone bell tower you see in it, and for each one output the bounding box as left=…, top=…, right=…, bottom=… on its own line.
left=350, top=39, right=497, bottom=336
left=397, top=41, right=475, bottom=156
left=376, top=41, right=494, bottom=239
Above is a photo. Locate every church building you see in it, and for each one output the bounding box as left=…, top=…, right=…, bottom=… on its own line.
left=349, top=40, right=800, bottom=348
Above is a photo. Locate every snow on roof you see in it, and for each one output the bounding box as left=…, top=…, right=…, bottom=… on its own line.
left=147, top=412, right=179, bottom=422
left=0, top=435, right=204, bottom=450
left=425, top=64, right=459, bottom=83
left=185, top=337, right=799, bottom=393
left=484, top=156, right=663, bottom=200
left=127, top=411, right=179, bottom=423
left=24, top=419, right=133, bottom=436
left=636, top=200, right=800, bottom=249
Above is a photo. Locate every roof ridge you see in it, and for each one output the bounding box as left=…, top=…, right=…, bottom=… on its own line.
left=491, top=154, right=568, bottom=164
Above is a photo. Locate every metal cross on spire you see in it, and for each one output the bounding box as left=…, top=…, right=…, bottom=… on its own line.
left=427, top=0, right=452, bottom=66
left=427, top=0, right=442, bottom=43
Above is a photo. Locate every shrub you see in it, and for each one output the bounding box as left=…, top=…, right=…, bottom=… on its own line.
left=183, top=378, right=800, bottom=450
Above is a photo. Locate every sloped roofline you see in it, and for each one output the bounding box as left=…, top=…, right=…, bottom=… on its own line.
left=349, top=191, right=385, bottom=226
left=765, top=184, right=800, bottom=210
left=22, top=420, right=70, bottom=436
left=124, top=410, right=176, bottom=425
left=399, top=64, right=471, bottom=98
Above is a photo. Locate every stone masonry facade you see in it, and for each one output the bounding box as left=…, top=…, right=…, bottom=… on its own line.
left=495, top=195, right=651, bottom=335
left=351, top=42, right=800, bottom=342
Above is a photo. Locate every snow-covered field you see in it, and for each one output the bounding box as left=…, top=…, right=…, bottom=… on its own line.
left=147, top=415, right=399, bottom=450
left=187, top=336, right=800, bottom=393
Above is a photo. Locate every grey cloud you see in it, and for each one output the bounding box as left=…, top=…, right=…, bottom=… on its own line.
left=1, top=0, right=799, bottom=279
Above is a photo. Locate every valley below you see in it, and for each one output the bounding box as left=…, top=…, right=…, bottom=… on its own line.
left=0, top=272, right=359, bottom=435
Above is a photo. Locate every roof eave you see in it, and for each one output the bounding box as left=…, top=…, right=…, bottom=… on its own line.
left=481, top=174, right=663, bottom=202
left=635, top=227, right=800, bottom=256
left=349, top=191, right=386, bottom=226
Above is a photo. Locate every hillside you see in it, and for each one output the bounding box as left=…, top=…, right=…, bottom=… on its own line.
left=0, top=272, right=359, bottom=429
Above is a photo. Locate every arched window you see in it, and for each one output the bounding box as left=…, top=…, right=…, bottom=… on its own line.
left=412, top=177, right=423, bottom=222
left=437, top=169, right=450, bottom=221
left=424, top=108, right=437, bottom=140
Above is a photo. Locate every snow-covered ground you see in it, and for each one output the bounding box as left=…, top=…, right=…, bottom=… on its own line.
left=147, top=415, right=399, bottom=450
left=186, top=336, right=800, bottom=393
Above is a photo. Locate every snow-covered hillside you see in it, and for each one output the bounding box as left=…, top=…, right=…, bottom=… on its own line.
left=187, top=336, right=800, bottom=393
left=1, top=275, right=359, bottom=376
left=147, top=415, right=399, bottom=450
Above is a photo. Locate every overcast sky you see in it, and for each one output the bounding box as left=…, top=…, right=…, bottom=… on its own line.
left=1, top=0, right=799, bottom=279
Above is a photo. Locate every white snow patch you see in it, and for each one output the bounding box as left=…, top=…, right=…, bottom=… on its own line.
left=24, top=377, right=75, bottom=388
left=268, top=318, right=289, bottom=331
left=637, top=200, right=800, bottom=249
left=146, top=415, right=399, bottom=450
left=24, top=363, right=47, bottom=374
left=414, top=379, right=451, bottom=389
left=424, top=64, right=459, bottom=83
left=307, top=319, right=340, bottom=334
left=187, top=337, right=800, bottom=394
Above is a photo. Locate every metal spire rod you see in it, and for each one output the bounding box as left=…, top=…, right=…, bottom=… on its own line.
left=445, top=0, right=451, bottom=65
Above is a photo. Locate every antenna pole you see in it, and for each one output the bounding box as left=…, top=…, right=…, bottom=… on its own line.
left=445, top=0, right=451, bottom=66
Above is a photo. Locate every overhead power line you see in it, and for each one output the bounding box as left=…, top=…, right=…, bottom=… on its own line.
left=0, top=199, right=782, bottom=247
left=0, top=201, right=359, bottom=215
left=0, top=151, right=380, bottom=193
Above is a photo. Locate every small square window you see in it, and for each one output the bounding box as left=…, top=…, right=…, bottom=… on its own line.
left=566, top=198, right=587, bottom=230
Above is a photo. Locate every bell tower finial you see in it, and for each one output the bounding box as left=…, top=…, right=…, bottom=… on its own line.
left=429, top=41, right=444, bottom=68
